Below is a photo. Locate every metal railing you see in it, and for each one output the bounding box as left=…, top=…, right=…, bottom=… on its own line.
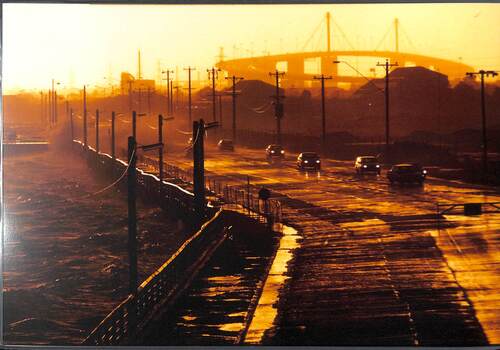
left=436, top=201, right=500, bottom=216
left=83, top=209, right=226, bottom=346
left=142, top=155, right=282, bottom=225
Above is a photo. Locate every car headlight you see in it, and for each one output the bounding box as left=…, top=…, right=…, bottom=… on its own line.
left=271, top=150, right=275, bottom=153
left=376, top=165, right=380, bottom=168
left=281, top=150, right=285, bottom=154
left=423, top=170, right=427, bottom=174
left=363, top=165, right=367, bottom=168
left=316, top=160, right=320, bottom=164
left=304, top=160, right=308, bottom=163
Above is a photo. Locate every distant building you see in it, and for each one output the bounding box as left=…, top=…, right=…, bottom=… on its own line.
left=120, top=72, right=155, bottom=94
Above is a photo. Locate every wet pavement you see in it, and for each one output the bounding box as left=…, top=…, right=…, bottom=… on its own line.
left=142, top=217, right=279, bottom=346
left=160, top=143, right=499, bottom=345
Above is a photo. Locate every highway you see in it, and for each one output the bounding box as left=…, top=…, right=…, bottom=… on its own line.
left=156, top=141, right=499, bottom=345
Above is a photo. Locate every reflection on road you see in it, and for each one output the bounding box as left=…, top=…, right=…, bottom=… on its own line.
left=163, top=144, right=499, bottom=345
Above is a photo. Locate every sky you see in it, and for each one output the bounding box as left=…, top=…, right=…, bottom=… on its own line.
left=2, top=3, right=500, bottom=92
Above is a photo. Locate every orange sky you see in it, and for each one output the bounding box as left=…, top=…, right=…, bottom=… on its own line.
left=3, top=3, right=500, bottom=92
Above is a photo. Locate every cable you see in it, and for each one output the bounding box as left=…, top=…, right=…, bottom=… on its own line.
left=301, top=18, right=324, bottom=52
left=68, top=149, right=135, bottom=201
left=145, top=122, right=157, bottom=130
left=175, top=128, right=192, bottom=135
left=332, top=19, right=356, bottom=51
left=374, top=24, right=392, bottom=52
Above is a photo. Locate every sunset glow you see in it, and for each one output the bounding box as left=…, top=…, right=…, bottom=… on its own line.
left=3, top=3, right=500, bottom=92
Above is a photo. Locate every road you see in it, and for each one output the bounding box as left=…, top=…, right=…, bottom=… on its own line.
left=150, top=142, right=500, bottom=345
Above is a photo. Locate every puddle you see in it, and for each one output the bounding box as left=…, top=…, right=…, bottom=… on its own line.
left=243, top=224, right=300, bottom=344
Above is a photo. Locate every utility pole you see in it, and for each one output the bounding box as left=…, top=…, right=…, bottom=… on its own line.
left=225, top=75, right=244, bottom=143
left=51, top=79, right=55, bottom=126
left=193, top=119, right=205, bottom=220
left=127, top=136, right=138, bottom=334
left=269, top=70, right=285, bottom=145
left=83, top=85, right=88, bottom=147
left=218, top=94, right=223, bottom=127
left=147, top=87, right=151, bottom=115
left=314, top=74, right=332, bottom=152
left=159, top=114, right=164, bottom=197
left=169, top=80, right=174, bottom=114
left=173, top=84, right=180, bottom=114
left=184, top=67, right=196, bottom=125
left=48, top=89, right=51, bottom=125
left=128, top=81, right=133, bottom=111
left=66, top=100, right=69, bottom=124
left=376, top=59, right=398, bottom=158
left=70, top=108, right=74, bottom=142
left=54, top=91, right=58, bottom=125
left=207, top=67, right=220, bottom=122
left=162, top=70, right=174, bottom=115
left=111, top=111, right=116, bottom=159
left=466, top=69, right=498, bottom=176
left=132, top=110, right=137, bottom=140
left=95, top=109, right=100, bottom=153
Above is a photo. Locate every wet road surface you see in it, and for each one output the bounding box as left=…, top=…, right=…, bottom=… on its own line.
left=159, top=143, right=499, bottom=345
left=142, top=219, right=279, bottom=345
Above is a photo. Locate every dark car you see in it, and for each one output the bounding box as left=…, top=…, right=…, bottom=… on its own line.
left=266, top=144, right=285, bottom=160
left=217, top=139, right=234, bottom=151
left=387, top=163, right=427, bottom=185
left=355, top=156, right=381, bottom=175
left=297, top=152, right=321, bottom=171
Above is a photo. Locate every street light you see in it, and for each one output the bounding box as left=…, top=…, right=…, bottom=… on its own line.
left=51, top=79, right=61, bottom=126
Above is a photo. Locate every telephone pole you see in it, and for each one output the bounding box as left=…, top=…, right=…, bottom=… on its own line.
left=83, top=85, right=88, bottom=147
left=225, top=75, right=244, bottom=143
left=70, top=108, right=74, bottom=143
left=313, top=74, right=332, bottom=152
left=376, top=59, right=398, bottom=157
left=51, top=79, right=55, bottom=126
left=269, top=70, right=285, bottom=145
left=169, top=80, right=174, bottom=114
left=40, top=91, right=44, bottom=125
left=95, top=109, right=100, bottom=153
left=162, top=69, right=174, bottom=115
left=184, top=67, right=196, bottom=125
left=193, top=119, right=205, bottom=220
left=207, top=67, right=220, bottom=122
left=111, top=111, right=116, bottom=159
left=465, top=69, right=498, bottom=176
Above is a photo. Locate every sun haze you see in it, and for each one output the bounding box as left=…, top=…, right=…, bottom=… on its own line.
left=2, top=3, right=500, bottom=92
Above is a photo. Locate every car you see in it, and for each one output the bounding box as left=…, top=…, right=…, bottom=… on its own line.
left=297, top=152, right=321, bottom=171
left=355, top=156, right=381, bottom=175
left=217, top=139, right=234, bottom=151
left=387, top=163, right=427, bottom=185
left=266, top=144, right=285, bottom=160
